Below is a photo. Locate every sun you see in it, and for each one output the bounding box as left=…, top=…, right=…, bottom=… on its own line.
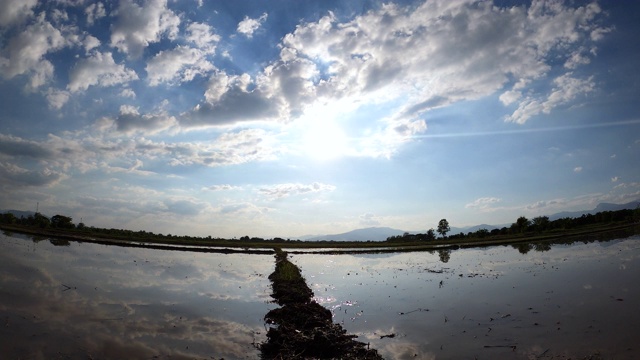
left=300, top=119, right=350, bottom=161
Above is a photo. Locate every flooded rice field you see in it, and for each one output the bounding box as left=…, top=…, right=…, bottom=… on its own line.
left=294, top=236, right=640, bottom=359
left=0, top=232, right=275, bottom=359
left=1, top=231, right=639, bottom=359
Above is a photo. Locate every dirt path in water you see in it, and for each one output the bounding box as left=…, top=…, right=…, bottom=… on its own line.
left=260, top=249, right=383, bottom=359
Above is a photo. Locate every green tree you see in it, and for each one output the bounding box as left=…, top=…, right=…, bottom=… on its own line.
left=51, top=214, right=74, bottom=229
left=437, top=219, right=450, bottom=238
left=531, top=216, right=549, bottom=232
left=0, top=212, right=17, bottom=224
left=475, top=228, right=489, bottom=238
left=516, top=216, right=530, bottom=233
left=32, top=213, right=50, bottom=228
left=426, top=229, right=436, bottom=241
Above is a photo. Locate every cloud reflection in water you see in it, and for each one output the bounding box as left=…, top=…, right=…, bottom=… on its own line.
left=0, top=233, right=274, bottom=359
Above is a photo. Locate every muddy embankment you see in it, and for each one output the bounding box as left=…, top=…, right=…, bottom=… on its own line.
left=261, top=248, right=383, bottom=359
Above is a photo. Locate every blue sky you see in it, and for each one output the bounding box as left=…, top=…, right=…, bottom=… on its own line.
left=0, top=0, right=638, bottom=238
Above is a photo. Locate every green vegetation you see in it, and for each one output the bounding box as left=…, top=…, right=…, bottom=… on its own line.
left=437, top=218, right=450, bottom=237
left=0, top=207, right=638, bottom=251
left=268, top=248, right=314, bottom=305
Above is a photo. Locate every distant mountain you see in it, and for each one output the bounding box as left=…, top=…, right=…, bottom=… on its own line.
left=300, top=200, right=639, bottom=241
left=449, top=224, right=498, bottom=235
left=303, top=224, right=502, bottom=241
left=549, top=200, right=639, bottom=221
left=304, top=227, right=406, bottom=242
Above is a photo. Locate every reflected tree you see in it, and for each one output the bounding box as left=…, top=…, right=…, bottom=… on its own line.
left=514, top=242, right=533, bottom=254
left=437, top=249, right=451, bottom=263
left=533, top=242, right=552, bottom=252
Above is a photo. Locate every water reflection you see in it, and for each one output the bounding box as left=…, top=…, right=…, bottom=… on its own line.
left=292, top=234, right=640, bottom=359
left=0, top=232, right=275, bottom=359
left=2, top=230, right=639, bottom=359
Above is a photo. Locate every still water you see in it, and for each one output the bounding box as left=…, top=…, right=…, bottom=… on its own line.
left=0, top=232, right=274, bottom=359
left=293, top=236, right=640, bottom=359
left=1, top=231, right=639, bottom=359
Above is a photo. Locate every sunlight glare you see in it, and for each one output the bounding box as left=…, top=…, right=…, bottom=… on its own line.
left=301, top=118, right=349, bottom=161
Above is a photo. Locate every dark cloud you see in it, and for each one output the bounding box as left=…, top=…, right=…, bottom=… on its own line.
left=400, top=96, right=450, bottom=119
left=162, top=199, right=206, bottom=216
left=114, top=106, right=177, bottom=134
left=0, top=162, right=62, bottom=187
left=182, top=85, right=282, bottom=127
left=0, top=134, right=54, bottom=159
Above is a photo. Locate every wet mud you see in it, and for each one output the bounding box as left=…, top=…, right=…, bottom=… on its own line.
left=261, top=249, right=383, bottom=359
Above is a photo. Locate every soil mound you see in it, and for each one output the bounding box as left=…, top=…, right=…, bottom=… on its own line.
left=261, top=249, right=383, bottom=359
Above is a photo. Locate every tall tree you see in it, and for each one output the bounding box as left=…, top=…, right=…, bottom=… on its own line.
left=437, top=219, right=450, bottom=238
left=426, top=228, right=436, bottom=241
left=516, top=216, right=530, bottom=233
left=532, top=216, right=549, bottom=232
left=51, top=214, right=74, bottom=229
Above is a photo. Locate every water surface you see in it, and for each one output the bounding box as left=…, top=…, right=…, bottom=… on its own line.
left=292, top=236, right=640, bottom=359
left=2, top=231, right=639, bottom=359
left=0, top=232, right=274, bottom=359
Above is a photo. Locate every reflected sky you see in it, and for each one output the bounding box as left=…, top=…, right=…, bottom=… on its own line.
left=291, top=236, right=640, bottom=359
left=0, top=232, right=275, bottom=359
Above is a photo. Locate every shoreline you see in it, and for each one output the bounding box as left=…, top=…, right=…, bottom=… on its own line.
left=1, top=222, right=638, bottom=254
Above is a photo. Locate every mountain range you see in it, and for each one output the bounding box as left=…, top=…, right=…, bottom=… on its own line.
left=299, top=200, right=639, bottom=241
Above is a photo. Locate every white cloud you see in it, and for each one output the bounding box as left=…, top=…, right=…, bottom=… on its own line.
left=122, top=128, right=280, bottom=167
left=204, top=184, right=240, bottom=191
left=237, top=13, right=268, bottom=38
left=183, top=0, right=606, bottom=137
left=590, top=26, right=612, bottom=41
left=186, top=22, right=220, bottom=52
left=465, top=197, right=502, bottom=210
left=110, top=0, right=180, bottom=58
left=564, top=49, right=591, bottom=69
left=68, top=51, right=138, bottom=92
left=258, top=182, right=335, bottom=200
left=359, top=213, right=380, bottom=226
left=611, top=177, right=619, bottom=183
left=85, top=2, right=106, bottom=26
left=574, top=166, right=583, bottom=173
left=119, top=88, right=136, bottom=98
left=0, top=12, right=67, bottom=90
left=505, top=73, right=594, bottom=124
left=0, top=0, right=37, bottom=27
left=82, top=34, right=101, bottom=53
left=44, top=88, right=71, bottom=109
left=146, top=46, right=214, bottom=86
left=499, top=90, right=522, bottom=106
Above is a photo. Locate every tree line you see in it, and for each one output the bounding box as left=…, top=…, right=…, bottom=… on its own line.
left=0, top=206, right=638, bottom=245
left=386, top=208, right=639, bottom=243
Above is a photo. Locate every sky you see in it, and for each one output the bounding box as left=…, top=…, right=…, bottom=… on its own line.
left=0, top=0, right=639, bottom=239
